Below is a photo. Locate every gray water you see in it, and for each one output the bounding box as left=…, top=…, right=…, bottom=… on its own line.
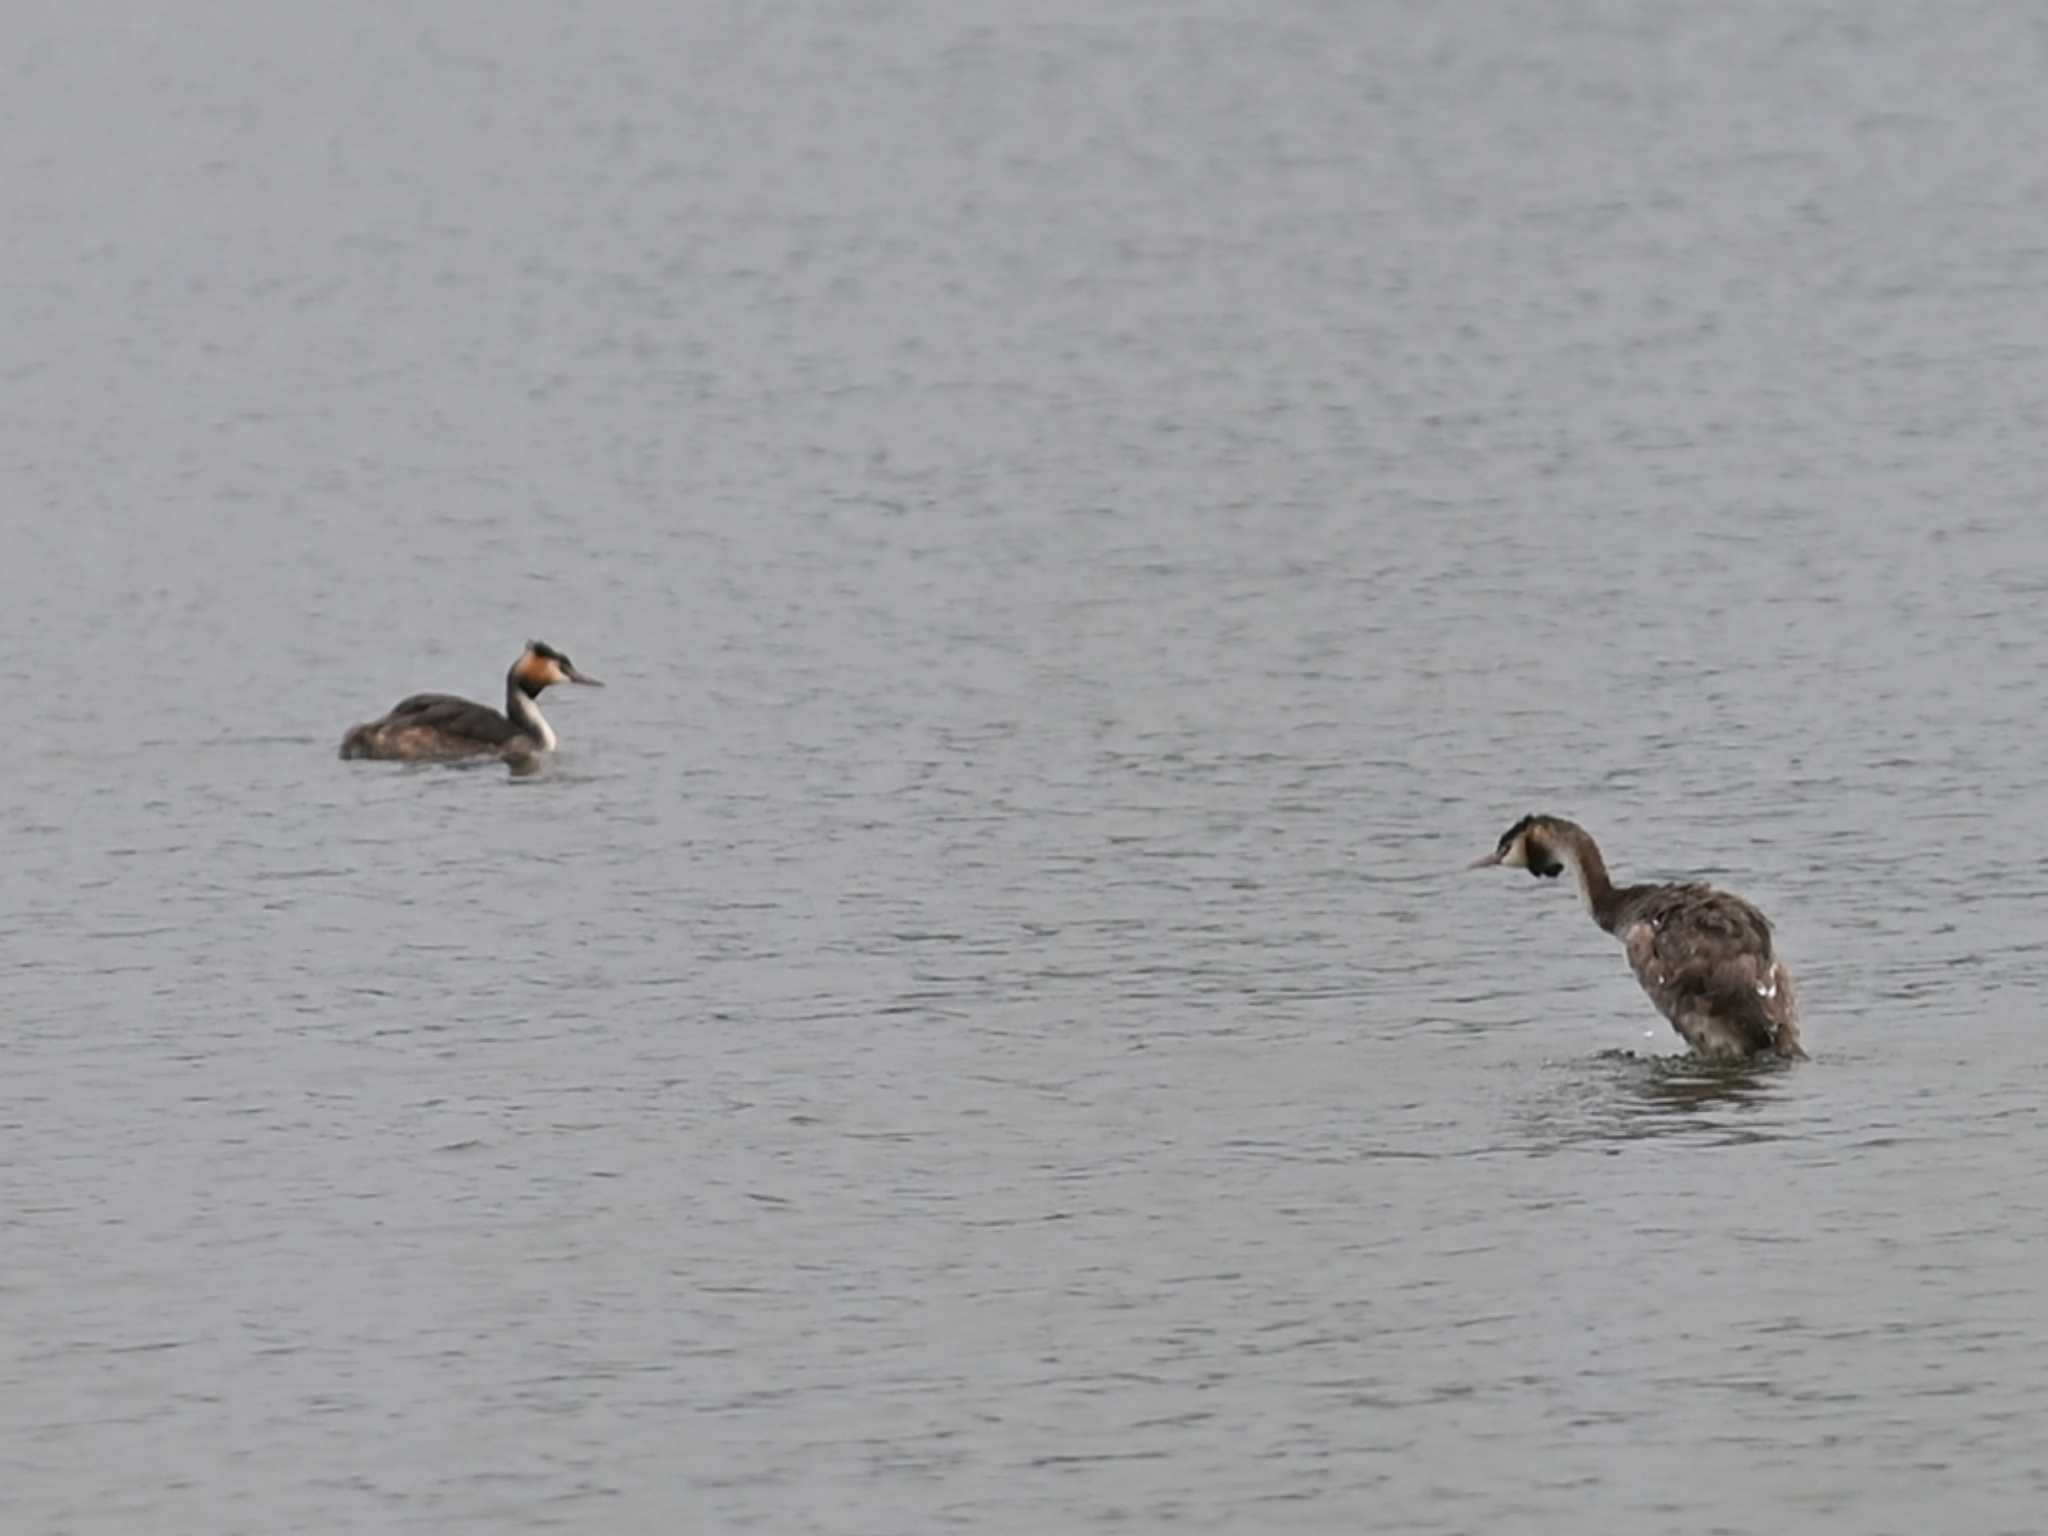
left=6, top=1, right=2048, bottom=1531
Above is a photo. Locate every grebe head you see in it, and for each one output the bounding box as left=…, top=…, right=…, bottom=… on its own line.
left=514, top=639, right=605, bottom=696
left=1468, top=814, right=1567, bottom=879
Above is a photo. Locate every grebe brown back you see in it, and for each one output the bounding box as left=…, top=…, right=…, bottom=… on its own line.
left=339, top=640, right=604, bottom=763
left=1469, top=814, right=1804, bottom=1061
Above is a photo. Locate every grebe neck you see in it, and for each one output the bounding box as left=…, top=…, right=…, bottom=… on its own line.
left=1551, top=822, right=1622, bottom=931
left=504, top=669, right=557, bottom=751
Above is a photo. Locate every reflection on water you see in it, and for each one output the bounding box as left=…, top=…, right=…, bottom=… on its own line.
left=1517, top=1050, right=1800, bottom=1154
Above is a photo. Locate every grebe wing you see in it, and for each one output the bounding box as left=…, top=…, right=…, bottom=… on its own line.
left=380, top=692, right=522, bottom=744
left=1618, top=885, right=1793, bottom=1055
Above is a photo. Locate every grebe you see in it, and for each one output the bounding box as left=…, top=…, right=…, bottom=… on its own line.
left=1469, top=815, right=1804, bottom=1061
left=339, top=640, right=603, bottom=763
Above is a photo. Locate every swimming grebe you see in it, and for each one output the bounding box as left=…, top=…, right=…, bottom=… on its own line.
left=339, top=640, right=603, bottom=763
left=1469, top=815, right=1804, bottom=1061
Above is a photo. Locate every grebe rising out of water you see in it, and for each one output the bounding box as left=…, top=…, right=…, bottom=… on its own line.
left=339, top=640, right=603, bottom=763
left=1469, top=815, right=1804, bottom=1061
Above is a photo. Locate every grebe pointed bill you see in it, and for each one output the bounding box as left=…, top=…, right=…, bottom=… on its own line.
left=1469, top=814, right=1804, bottom=1062
left=339, top=639, right=604, bottom=764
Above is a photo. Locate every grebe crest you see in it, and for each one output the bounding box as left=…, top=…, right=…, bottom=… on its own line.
left=1480, top=813, right=1570, bottom=879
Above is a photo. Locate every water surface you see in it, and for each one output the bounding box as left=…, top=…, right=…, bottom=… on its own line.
left=5, top=1, right=2048, bottom=1531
